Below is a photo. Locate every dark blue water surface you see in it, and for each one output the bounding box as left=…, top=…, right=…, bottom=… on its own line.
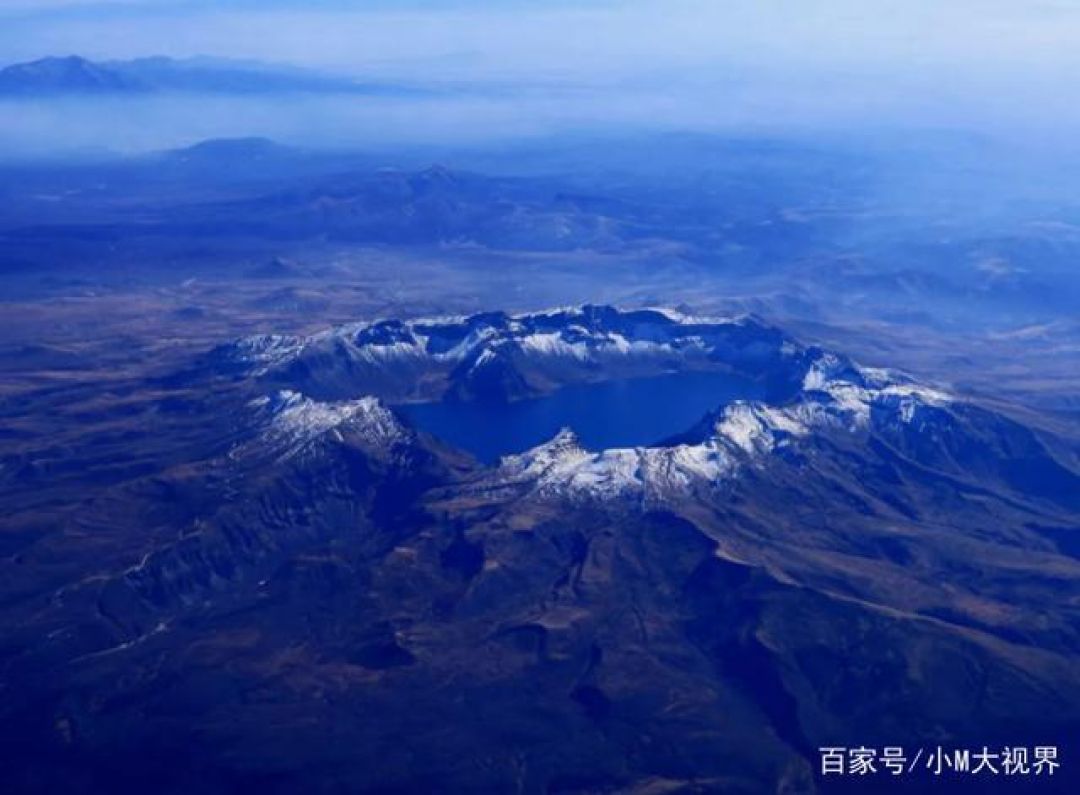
left=395, top=370, right=765, bottom=464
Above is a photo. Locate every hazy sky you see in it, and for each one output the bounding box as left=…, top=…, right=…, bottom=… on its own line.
left=1, top=0, right=1078, bottom=152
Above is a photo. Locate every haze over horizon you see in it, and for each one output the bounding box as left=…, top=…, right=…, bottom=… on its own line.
left=2, top=0, right=1079, bottom=155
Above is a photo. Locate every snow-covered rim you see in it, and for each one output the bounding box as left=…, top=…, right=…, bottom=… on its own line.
left=321, top=305, right=747, bottom=339
left=245, top=347, right=953, bottom=500
left=219, top=305, right=775, bottom=390
left=227, top=304, right=751, bottom=361
left=230, top=305, right=958, bottom=498
left=488, top=359, right=953, bottom=500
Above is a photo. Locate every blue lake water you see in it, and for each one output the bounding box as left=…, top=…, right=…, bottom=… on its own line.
left=395, top=370, right=765, bottom=464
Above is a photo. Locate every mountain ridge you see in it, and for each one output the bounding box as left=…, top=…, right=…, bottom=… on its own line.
left=0, top=54, right=415, bottom=96
left=2, top=304, right=1078, bottom=793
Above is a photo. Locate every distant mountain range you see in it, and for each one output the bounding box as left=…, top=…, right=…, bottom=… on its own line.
left=0, top=55, right=417, bottom=96
left=1, top=133, right=1077, bottom=329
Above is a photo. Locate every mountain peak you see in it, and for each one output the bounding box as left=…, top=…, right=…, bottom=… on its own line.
left=0, top=54, right=134, bottom=93
left=0, top=54, right=402, bottom=96
left=252, top=390, right=407, bottom=455
left=170, top=137, right=295, bottom=161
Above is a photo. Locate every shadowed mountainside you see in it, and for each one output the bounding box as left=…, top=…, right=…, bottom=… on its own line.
left=1, top=307, right=1077, bottom=793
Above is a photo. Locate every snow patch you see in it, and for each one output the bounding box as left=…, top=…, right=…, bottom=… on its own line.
left=254, top=389, right=406, bottom=451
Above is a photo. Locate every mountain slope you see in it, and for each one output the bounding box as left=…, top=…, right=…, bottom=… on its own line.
left=0, top=55, right=409, bottom=96
left=1, top=305, right=1077, bottom=793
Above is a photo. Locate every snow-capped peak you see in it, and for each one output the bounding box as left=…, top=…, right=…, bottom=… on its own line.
left=219, top=333, right=304, bottom=375
left=251, top=389, right=406, bottom=452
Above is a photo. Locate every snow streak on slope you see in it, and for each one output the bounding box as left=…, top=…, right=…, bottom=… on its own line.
left=493, top=354, right=952, bottom=502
